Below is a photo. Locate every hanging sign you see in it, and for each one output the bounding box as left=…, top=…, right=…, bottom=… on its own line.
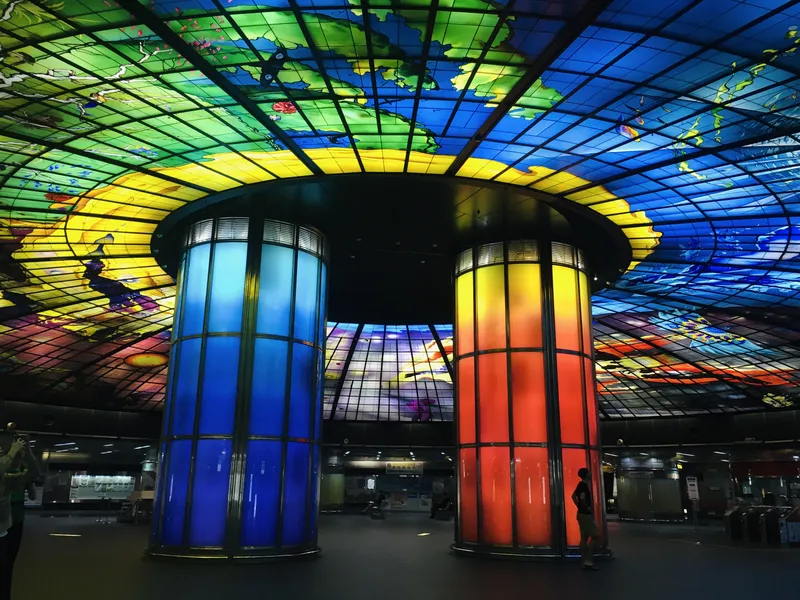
left=686, top=476, right=700, bottom=501
left=386, top=461, right=423, bottom=475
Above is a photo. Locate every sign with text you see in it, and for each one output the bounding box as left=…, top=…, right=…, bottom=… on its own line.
left=686, top=476, right=700, bottom=501
left=386, top=461, right=423, bottom=475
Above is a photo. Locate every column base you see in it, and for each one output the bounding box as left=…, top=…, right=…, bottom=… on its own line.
left=145, top=546, right=321, bottom=562
left=451, top=542, right=613, bottom=561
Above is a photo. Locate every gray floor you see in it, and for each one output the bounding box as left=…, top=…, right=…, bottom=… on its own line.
left=13, top=513, right=800, bottom=600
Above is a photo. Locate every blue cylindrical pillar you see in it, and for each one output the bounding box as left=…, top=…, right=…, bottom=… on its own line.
left=149, top=216, right=327, bottom=560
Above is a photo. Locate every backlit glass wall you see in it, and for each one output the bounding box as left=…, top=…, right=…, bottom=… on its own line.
left=151, top=217, right=327, bottom=559
left=454, top=241, right=605, bottom=557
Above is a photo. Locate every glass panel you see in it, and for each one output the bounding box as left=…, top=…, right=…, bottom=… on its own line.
left=478, top=352, right=508, bottom=443
left=590, top=450, right=604, bottom=543
left=511, top=352, right=547, bottom=443
left=508, top=264, right=543, bottom=348
left=256, top=245, right=294, bottom=337
left=578, top=271, right=592, bottom=355
left=288, top=343, right=315, bottom=440
left=552, top=265, right=580, bottom=352
left=459, top=448, right=478, bottom=543
left=240, top=440, right=282, bottom=547
left=562, top=448, right=591, bottom=547
left=250, top=339, right=289, bottom=437
left=160, top=440, right=191, bottom=546
left=585, top=358, right=599, bottom=446
left=558, top=353, right=587, bottom=445
left=317, top=264, right=328, bottom=345
left=293, top=252, right=321, bottom=343
left=199, top=337, right=240, bottom=435
left=514, top=446, right=551, bottom=547
left=207, top=242, right=247, bottom=333
left=172, top=338, right=201, bottom=436
left=457, top=357, right=476, bottom=444
left=480, top=446, right=513, bottom=546
left=475, top=264, right=507, bottom=352
left=282, top=442, right=310, bottom=546
left=181, top=244, right=211, bottom=337
left=188, top=439, right=232, bottom=547
left=455, top=271, right=474, bottom=356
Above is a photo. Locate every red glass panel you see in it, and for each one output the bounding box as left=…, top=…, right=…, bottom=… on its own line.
left=590, top=450, right=604, bottom=543
left=552, top=265, right=580, bottom=352
left=514, top=447, right=551, bottom=547
left=578, top=271, right=592, bottom=355
left=508, top=264, right=542, bottom=348
left=459, top=448, right=478, bottom=543
left=585, top=358, right=598, bottom=446
left=458, top=357, right=476, bottom=444
left=562, top=448, right=590, bottom=547
left=455, top=272, right=474, bottom=356
left=511, top=352, right=547, bottom=443
left=557, top=353, right=586, bottom=445
left=478, top=353, right=509, bottom=443
left=480, top=447, right=513, bottom=546
left=475, top=264, right=507, bottom=352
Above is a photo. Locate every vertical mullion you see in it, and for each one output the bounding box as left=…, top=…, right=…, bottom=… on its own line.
left=276, top=225, right=299, bottom=548
left=503, top=242, right=517, bottom=548
left=472, top=247, right=482, bottom=545
left=452, top=264, right=460, bottom=544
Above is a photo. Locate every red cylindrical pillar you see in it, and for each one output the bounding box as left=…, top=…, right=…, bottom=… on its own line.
left=453, top=240, right=607, bottom=558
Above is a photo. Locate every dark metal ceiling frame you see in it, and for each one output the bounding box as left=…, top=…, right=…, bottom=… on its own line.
left=444, top=0, right=615, bottom=176
left=119, top=0, right=323, bottom=176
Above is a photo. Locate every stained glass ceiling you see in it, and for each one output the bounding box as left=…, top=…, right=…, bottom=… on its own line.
left=2, top=0, right=800, bottom=419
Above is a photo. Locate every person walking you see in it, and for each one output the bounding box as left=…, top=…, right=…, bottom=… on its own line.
left=571, top=467, right=599, bottom=571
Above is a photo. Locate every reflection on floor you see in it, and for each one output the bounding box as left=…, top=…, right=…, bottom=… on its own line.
left=14, top=513, right=798, bottom=600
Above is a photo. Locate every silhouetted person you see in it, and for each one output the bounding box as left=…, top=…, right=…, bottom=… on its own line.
left=430, top=493, right=452, bottom=519
left=571, top=467, right=599, bottom=571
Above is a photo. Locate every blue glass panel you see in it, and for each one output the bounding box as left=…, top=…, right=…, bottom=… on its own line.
left=172, top=338, right=201, bottom=436
left=309, top=444, right=320, bottom=541
left=293, top=252, right=320, bottom=343
left=256, top=245, right=294, bottom=336
left=188, top=439, right=232, bottom=547
left=199, top=337, right=240, bottom=435
left=288, top=343, right=314, bottom=440
left=182, top=244, right=211, bottom=337
left=317, top=263, right=327, bottom=345
left=207, top=242, right=247, bottom=333
left=250, top=338, right=288, bottom=436
left=160, top=440, right=191, bottom=546
left=281, top=442, right=310, bottom=546
left=240, top=440, right=282, bottom=547
left=172, top=254, right=187, bottom=340
left=150, top=442, right=166, bottom=544
left=314, top=349, right=323, bottom=441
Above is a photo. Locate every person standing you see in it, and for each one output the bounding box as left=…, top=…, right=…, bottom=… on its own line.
left=571, top=467, right=599, bottom=571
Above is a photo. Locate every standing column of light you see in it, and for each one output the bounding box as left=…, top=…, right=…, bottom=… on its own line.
left=453, top=240, right=605, bottom=558
left=149, top=216, right=327, bottom=559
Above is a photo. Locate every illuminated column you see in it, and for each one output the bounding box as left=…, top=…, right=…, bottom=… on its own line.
left=149, top=217, right=327, bottom=560
left=453, top=241, right=606, bottom=558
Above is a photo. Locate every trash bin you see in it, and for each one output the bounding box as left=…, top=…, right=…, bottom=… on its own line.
left=725, top=506, right=747, bottom=541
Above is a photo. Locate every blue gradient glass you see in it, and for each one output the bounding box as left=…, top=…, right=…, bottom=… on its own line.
left=188, top=439, right=232, bottom=547
left=199, top=336, right=240, bottom=435
left=288, top=343, right=314, bottom=440
left=249, top=338, right=288, bottom=437
left=240, top=440, right=282, bottom=547
left=293, top=252, right=320, bottom=343
left=317, top=264, right=327, bottom=343
left=256, top=245, right=294, bottom=336
left=150, top=442, right=166, bottom=544
left=309, top=445, right=320, bottom=540
left=207, top=242, right=247, bottom=333
left=282, top=442, right=310, bottom=546
left=161, top=440, right=191, bottom=546
left=182, top=243, right=211, bottom=337
left=172, top=338, right=201, bottom=436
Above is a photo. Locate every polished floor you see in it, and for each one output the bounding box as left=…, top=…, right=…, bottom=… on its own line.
left=13, top=513, right=799, bottom=600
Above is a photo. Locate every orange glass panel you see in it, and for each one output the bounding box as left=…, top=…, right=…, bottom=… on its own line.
left=460, top=448, right=478, bottom=542
left=475, top=264, right=507, bottom=351
left=558, top=353, right=586, bottom=445
left=478, top=353, right=509, bottom=443
left=585, top=358, right=598, bottom=446
left=508, top=264, right=542, bottom=348
left=480, top=447, right=513, bottom=546
left=455, top=272, right=474, bottom=356
left=578, top=271, right=593, bottom=355
left=514, top=447, right=551, bottom=546
left=511, top=352, right=547, bottom=443
left=562, top=448, right=590, bottom=547
left=552, top=265, right=580, bottom=351
left=458, top=357, right=476, bottom=444
left=590, top=450, right=604, bottom=543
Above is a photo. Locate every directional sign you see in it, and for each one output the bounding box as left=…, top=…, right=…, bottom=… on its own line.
left=686, top=476, right=700, bottom=501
